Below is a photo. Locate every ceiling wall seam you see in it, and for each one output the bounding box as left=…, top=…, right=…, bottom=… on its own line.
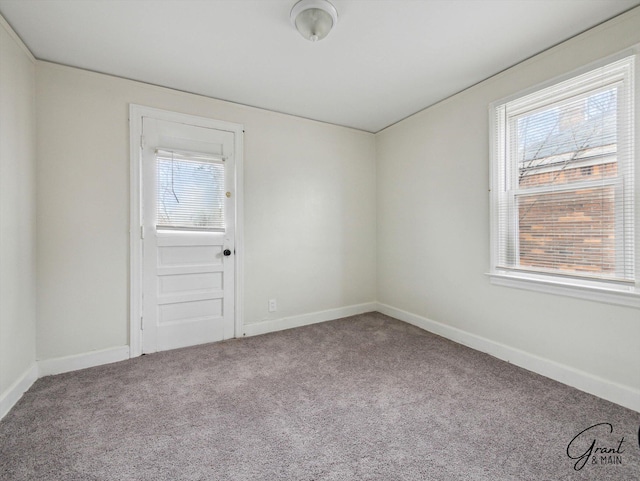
left=34, top=59, right=376, bottom=135
left=375, top=4, right=640, bottom=135
left=0, top=13, right=35, bottom=63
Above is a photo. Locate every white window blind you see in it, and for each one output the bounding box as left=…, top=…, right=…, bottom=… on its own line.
left=491, top=55, right=635, bottom=287
left=155, top=149, right=226, bottom=231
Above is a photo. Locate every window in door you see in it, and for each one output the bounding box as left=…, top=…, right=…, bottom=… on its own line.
left=155, top=149, right=226, bottom=231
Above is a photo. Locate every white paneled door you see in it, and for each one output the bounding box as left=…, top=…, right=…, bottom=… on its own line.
left=141, top=117, right=236, bottom=353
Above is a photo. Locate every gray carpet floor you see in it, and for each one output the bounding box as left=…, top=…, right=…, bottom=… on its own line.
left=1, top=312, right=639, bottom=480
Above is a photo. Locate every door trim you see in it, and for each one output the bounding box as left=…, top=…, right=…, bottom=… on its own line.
left=129, top=105, right=244, bottom=358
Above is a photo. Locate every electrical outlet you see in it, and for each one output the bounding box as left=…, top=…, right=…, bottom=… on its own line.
left=268, top=299, right=277, bottom=312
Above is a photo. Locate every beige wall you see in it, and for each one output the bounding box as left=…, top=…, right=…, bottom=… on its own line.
left=35, top=62, right=377, bottom=360
left=376, top=9, right=640, bottom=392
left=0, top=19, right=37, bottom=395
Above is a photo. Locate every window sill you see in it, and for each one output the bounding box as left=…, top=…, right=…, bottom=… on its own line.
left=487, top=271, right=640, bottom=309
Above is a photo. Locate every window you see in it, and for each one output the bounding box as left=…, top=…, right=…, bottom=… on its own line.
left=489, top=53, right=639, bottom=307
left=156, top=149, right=226, bottom=231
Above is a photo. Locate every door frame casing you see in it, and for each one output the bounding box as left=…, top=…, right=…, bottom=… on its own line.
left=129, top=104, right=244, bottom=358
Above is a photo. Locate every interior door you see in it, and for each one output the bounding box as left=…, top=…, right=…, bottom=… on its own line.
left=141, top=117, right=235, bottom=353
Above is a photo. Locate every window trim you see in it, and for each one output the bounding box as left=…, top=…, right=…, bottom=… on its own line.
left=488, top=47, right=640, bottom=308
left=487, top=271, right=640, bottom=308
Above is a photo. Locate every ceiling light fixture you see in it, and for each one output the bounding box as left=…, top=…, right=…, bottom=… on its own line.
left=290, top=0, right=338, bottom=42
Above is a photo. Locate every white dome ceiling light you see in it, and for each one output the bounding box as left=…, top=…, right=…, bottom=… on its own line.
left=290, top=0, right=339, bottom=42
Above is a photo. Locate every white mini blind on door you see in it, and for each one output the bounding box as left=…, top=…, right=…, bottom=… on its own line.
left=155, top=149, right=226, bottom=231
left=492, top=55, right=635, bottom=284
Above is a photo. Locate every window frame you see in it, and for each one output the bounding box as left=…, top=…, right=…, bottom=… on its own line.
left=488, top=48, right=640, bottom=308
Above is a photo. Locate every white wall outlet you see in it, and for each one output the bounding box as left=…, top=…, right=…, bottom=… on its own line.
left=268, top=299, right=277, bottom=312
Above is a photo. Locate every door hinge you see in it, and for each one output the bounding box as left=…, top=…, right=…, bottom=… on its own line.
left=140, top=135, right=145, bottom=149
left=140, top=316, right=144, bottom=330
left=140, top=226, right=144, bottom=239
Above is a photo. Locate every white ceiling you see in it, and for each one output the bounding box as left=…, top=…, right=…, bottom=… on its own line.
left=1, top=0, right=638, bottom=133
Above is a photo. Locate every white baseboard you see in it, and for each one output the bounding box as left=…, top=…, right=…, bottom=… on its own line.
left=243, top=302, right=377, bottom=337
left=38, top=346, right=130, bottom=377
left=377, top=303, right=640, bottom=413
left=0, top=363, right=38, bottom=420
left=6, top=306, right=636, bottom=420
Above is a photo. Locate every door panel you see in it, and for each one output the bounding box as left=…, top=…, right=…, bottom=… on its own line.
left=141, top=118, right=235, bottom=353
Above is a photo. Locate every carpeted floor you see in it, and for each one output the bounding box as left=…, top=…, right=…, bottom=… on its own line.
left=1, top=312, right=639, bottom=480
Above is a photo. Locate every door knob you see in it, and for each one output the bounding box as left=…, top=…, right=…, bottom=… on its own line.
left=223, top=249, right=232, bottom=256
